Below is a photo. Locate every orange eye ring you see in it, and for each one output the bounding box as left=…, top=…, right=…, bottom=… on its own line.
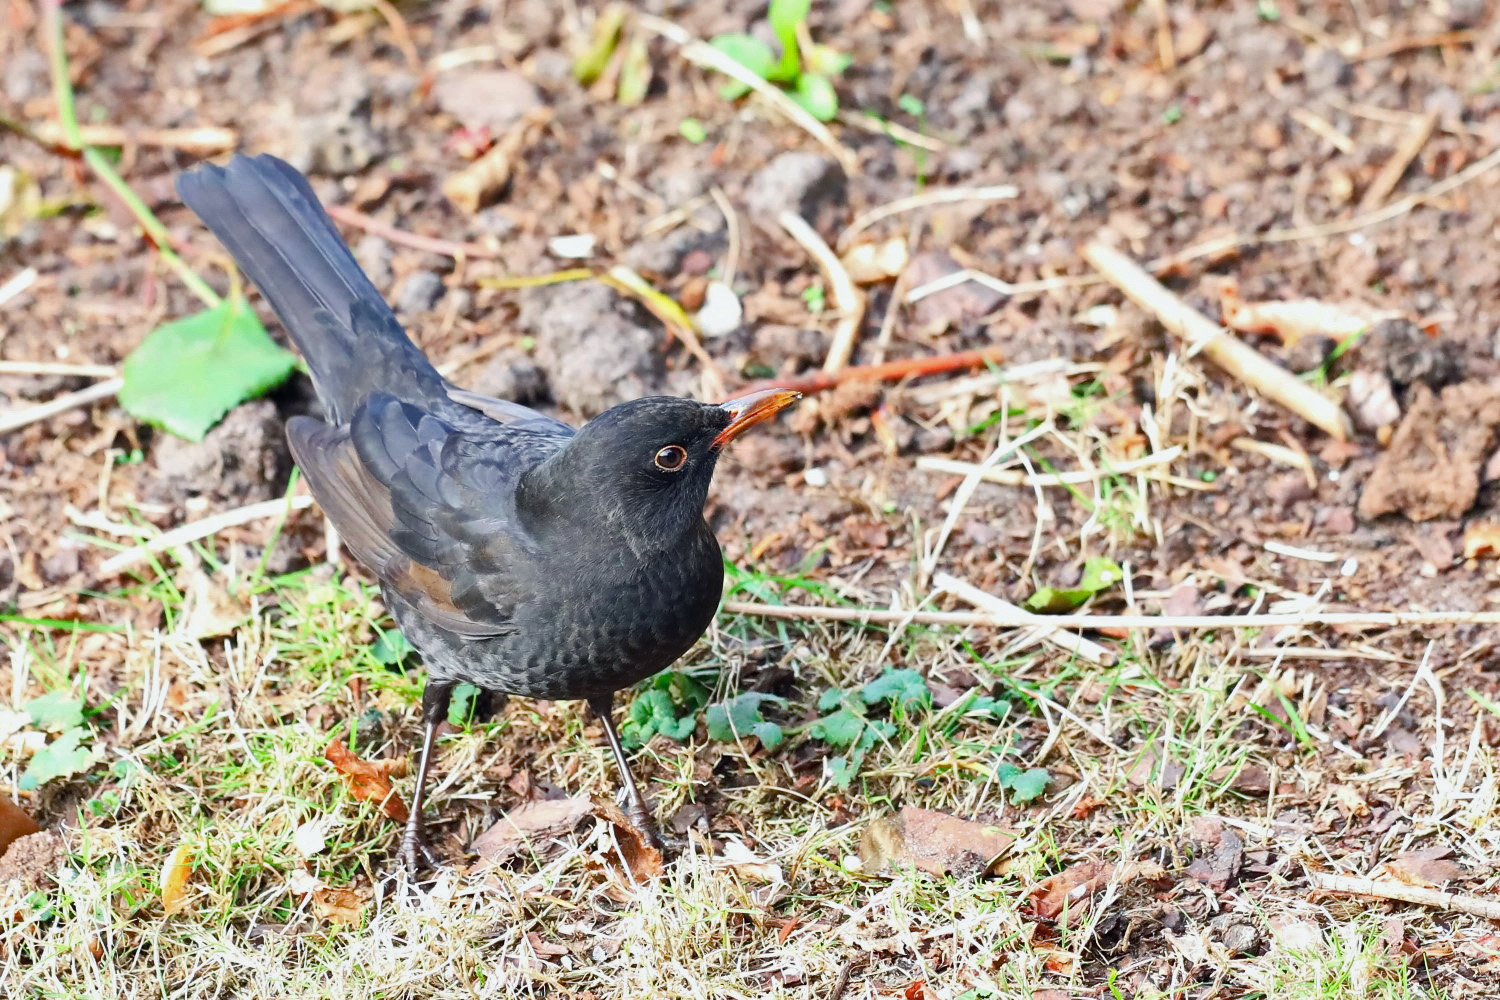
left=653, top=445, right=688, bottom=472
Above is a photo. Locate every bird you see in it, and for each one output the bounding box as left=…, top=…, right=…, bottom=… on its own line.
left=176, top=154, right=799, bottom=866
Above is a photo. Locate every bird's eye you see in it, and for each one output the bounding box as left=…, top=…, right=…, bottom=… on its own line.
left=653, top=445, right=689, bottom=472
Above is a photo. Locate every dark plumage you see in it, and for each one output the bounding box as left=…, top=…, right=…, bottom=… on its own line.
left=177, top=154, right=798, bottom=865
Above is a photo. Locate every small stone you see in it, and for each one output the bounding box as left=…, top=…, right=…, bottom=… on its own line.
left=432, top=69, right=543, bottom=134
left=41, top=545, right=79, bottom=583
left=744, top=152, right=846, bottom=224
left=354, top=235, right=394, bottom=291
left=149, top=399, right=291, bottom=507
left=465, top=349, right=549, bottom=406
left=1302, top=46, right=1352, bottom=90
left=520, top=282, right=665, bottom=415
left=396, top=271, right=445, bottom=315
left=803, top=467, right=829, bottom=487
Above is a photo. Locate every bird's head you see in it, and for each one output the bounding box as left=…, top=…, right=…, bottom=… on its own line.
left=517, top=388, right=801, bottom=552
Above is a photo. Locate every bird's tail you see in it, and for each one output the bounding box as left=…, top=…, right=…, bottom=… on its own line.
left=176, top=153, right=446, bottom=424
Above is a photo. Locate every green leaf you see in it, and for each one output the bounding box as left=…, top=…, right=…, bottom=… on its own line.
left=709, top=34, right=776, bottom=99
left=447, top=683, right=482, bottom=726
left=767, top=0, right=810, bottom=78
left=856, top=718, right=896, bottom=752
left=966, top=695, right=1011, bottom=719
left=678, top=117, right=708, bottom=143
left=751, top=721, right=785, bottom=750
left=1024, top=556, right=1123, bottom=613
left=860, top=669, right=931, bottom=712
left=810, top=707, right=865, bottom=749
left=1078, top=556, right=1124, bottom=592
left=119, top=297, right=298, bottom=442
left=789, top=73, right=839, bottom=121
left=995, top=762, right=1050, bottom=803
left=370, top=628, right=412, bottom=665
left=817, top=688, right=846, bottom=712
left=806, top=44, right=852, bottom=78
left=571, top=3, right=628, bottom=85
left=20, top=729, right=95, bottom=790
left=620, top=687, right=698, bottom=748
left=25, top=691, right=85, bottom=732
left=897, top=93, right=926, bottom=116
left=826, top=752, right=862, bottom=789
left=706, top=693, right=785, bottom=744
left=615, top=38, right=652, bottom=107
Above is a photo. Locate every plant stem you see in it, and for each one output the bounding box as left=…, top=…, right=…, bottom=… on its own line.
left=43, top=0, right=221, bottom=310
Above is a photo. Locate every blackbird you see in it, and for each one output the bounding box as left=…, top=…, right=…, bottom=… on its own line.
left=176, top=154, right=798, bottom=866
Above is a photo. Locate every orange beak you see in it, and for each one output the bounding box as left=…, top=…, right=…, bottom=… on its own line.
left=712, top=388, right=802, bottom=448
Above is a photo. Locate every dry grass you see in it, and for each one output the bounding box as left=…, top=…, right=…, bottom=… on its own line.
left=6, top=356, right=1499, bottom=1000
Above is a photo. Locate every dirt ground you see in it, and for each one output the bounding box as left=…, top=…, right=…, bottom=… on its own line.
left=5, top=0, right=1500, bottom=997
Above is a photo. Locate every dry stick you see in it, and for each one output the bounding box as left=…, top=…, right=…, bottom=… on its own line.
left=0, top=360, right=118, bottom=378
left=1359, top=110, right=1439, bottom=212
left=323, top=204, right=501, bottom=259
left=708, top=186, right=741, bottom=290
left=838, top=185, right=1018, bottom=251
left=32, top=122, right=236, bottom=152
left=1084, top=241, right=1352, bottom=441
left=100, top=495, right=316, bottom=576
left=836, top=110, right=946, bottom=152
left=721, top=601, right=1500, bottom=631
left=636, top=14, right=857, bottom=174
left=778, top=211, right=865, bottom=374
left=0, top=268, right=38, bottom=308
left=0, top=377, right=123, bottom=435
left=1289, top=107, right=1354, bottom=154
left=734, top=346, right=1004, bottom=398
left=916, top=446, right=1184, bottom=489
left=1308, top=872, right=1500, bottom=921
left=1155, top=144, right=1500, bottom=271
left=1349, top=28, right=1478, bottom=62
left=935, top=572, right=1116, bottom=666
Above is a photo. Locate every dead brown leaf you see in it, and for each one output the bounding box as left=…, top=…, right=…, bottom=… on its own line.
left=1383, top=846, right=1467, bottom=888
left=858, top=806, right=1017, bottom=878
left=312, top=885, right=367, bottom=925
left=323, top=740, right=409, bottom=824
left=1029, top=859, right=1166, bottom=923
left=471, top=796, right=595, bottom=863
left=0, top=794, right=41, bottom=857
left=1463, top=523, right=1500, bottom=559
left=160, top=843, right=193, bottom=916
left=592, top=797, right=664, bottom=884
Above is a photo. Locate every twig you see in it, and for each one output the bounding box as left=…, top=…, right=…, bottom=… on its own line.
left=0, top=377, right=123, bottom=435
left=323, top=204, right=502, bottom=259
left=1155, top=144, right=1500, bottom=271
left=905, top=267, right=1099, bottom=304
left=192, top=0, right=317, bottom=58
left=0, top=268, right=38, bottom=308
left=935, top=572, right=1116, bottom=666
left=367, top=0, right=423, bottom=78
left=709, top=186, right=741, bottom=290
left=32, top=122, right=236, bottom=153
left=734, top=347, right=1003, bottom=398
left=1289, top=108, right=1354, bottom=154
left=0, top=360, right=117, bottom=378
left=778, top=211, right=864, bottom=373
left=636, top=13, right=857, bottom=174
left=1359, top=111, right=1439, bottom=211
left=1308, top=872, right=1500, bottom=920
left=1350, top=29, right=1478, bottom=62
left=916, top=446, right=1188, bottom=489
left=721, top=601, right=1500, bottom=631
left=836, top=111, right=946, bottom=151
left=838, top=185, right=1018, bottom=251
left=100, top=496, right=316, bottom=576
left=1084, top=241, right=1352, bottom=440
left=1230, top=436, right=1313, bottom=474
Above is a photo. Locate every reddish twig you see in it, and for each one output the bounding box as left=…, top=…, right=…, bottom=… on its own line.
left=731, top=347, right=1003, bottom=400
left=323, top=204, right=502, bottom=259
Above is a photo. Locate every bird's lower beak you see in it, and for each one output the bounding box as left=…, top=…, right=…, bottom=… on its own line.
left=713, top=388, right=802, bottom=448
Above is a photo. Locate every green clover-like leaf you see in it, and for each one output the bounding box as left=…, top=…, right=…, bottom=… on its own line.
left=996, top=762, right=1050, bottom=804
left=860, top=669, right=931, bottom=713
left=706, top=692, right=786, bottom=747
left=25, top=691, right=85, bottom=732
left=20, top=728, right=96, bottom=790
left=119, top=296, right=298, bottom=442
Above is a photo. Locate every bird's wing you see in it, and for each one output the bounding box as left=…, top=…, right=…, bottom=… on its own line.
left=445, top=386, right=575, bottom=436
left=287, top=393, right=566, bottom=638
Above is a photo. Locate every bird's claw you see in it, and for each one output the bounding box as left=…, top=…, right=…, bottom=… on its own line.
left=397, top=833, right=443, bottom=872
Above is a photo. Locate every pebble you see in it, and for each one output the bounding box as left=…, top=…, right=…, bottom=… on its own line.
left=396, top=271, right=446, bottom=315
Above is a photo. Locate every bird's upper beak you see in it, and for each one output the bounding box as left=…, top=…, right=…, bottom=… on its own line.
left=713, top=388, right=802, bottom=448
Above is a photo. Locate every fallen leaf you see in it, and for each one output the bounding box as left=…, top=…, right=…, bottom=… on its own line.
left=1030, top=860, right=1112, bottom=920
left=292, top=816, right=334, bottom=858
left=160, top=844, right=193, bottom=916
left=1463, top=523, right=1500, bottom=559
left=842, top=237, right=909, bottom=285
left=1383, top=846, right=1466, bottom=888
left=311, top=884, right=366, bottom=925
left=1184, top=826, right=1244, bottom=892
left=715, top=837, right=783, bottom=883
left=323, top=740, right=409, bottom=823
left=858, top=806, right=1016, bottom=878
left=592, top=797, right=664, bottom=884
left=1216, top=279, right=1399, bottom=347
left=0, top=795, right=42, bottom=857
left=471, top=796, right=595, bottom=863
left=179, top=568, right=250, bottom=639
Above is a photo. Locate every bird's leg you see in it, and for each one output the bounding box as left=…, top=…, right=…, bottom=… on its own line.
left=588, top=693, right=662, bottom=848
left=399, top=680, right=455, bottom=871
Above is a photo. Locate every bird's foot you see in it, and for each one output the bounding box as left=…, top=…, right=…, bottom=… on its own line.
left=397, top=831, right=444, bottom=872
